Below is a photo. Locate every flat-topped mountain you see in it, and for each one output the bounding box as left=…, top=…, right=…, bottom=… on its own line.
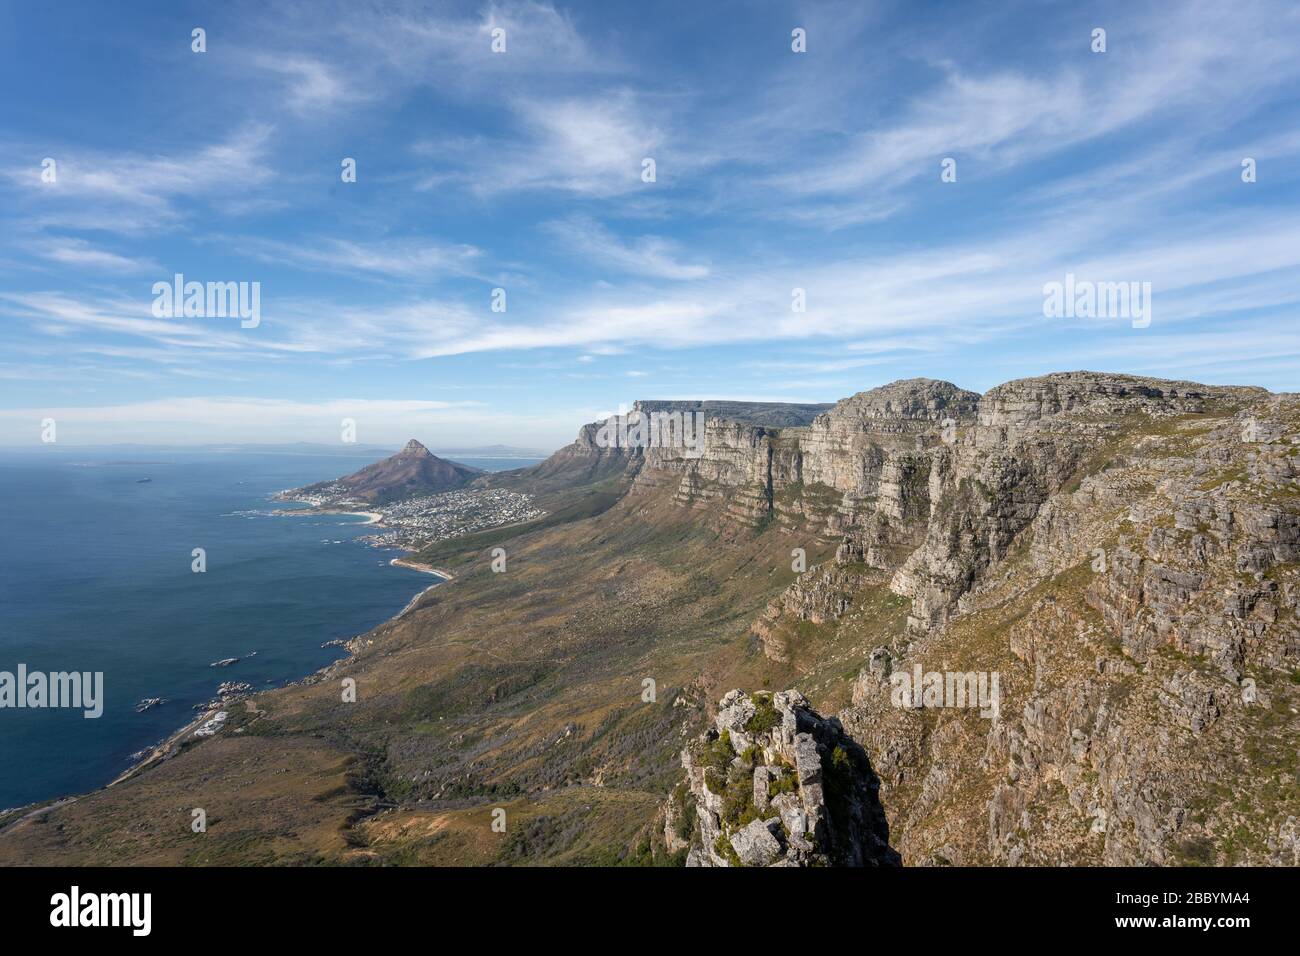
left=282, top=439, right=482, bottom=504
left=508, top=399, right=834, bottom=489
left=633, top=399, right=835, bottom=428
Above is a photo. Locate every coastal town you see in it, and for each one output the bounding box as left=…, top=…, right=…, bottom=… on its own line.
left=271, top=480, right=353, bottom=508
left=273, top=485, right=546, bottom=552
left=357, top=488, right=546, bottom=550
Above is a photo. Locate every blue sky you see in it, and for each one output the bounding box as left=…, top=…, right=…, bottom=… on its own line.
left=2, top=0, right=1299, bottom=450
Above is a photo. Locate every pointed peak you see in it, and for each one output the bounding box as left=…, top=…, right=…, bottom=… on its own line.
left=400, top=439, right=431, bottom=456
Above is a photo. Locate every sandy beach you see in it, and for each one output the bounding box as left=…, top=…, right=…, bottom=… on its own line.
left=389, top=556, right=454, bottom=578
left=390, top=558, right=454, bottom=617
left=272, top=506, right=384, bottom=525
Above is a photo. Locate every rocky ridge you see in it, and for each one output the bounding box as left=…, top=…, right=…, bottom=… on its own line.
left=674, top=690, right=897, bottom=866
left=629, top=372, right=1298, bottom=866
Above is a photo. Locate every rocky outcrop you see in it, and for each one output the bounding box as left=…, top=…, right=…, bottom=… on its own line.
left=887, top=374, right=1272, bottom=631
left=798, top=378, right=980, bottom=493
left=629, top=375, right=1259, bottom=635
left=627, top=381, right=982, bottom=555
left=752, top=563, right=866, bottom=663
left=974, top=372, right=1216, bottom=437
left=604, top=372, right=1289, bottom=645
left=677, top=690, right=898, bottom=866
left=638, top=416, right=778, bottom=524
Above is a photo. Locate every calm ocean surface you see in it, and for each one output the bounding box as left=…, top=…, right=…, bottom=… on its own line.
left=0, top=450, right=537, bottom=810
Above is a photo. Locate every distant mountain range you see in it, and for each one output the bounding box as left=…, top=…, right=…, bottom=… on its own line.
left=433, top=443, right=551, bottom=459
left=0, top=441, right=553, bottom=458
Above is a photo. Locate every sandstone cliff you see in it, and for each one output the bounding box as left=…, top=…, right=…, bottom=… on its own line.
left=643, top=372, right=1298, bottom=866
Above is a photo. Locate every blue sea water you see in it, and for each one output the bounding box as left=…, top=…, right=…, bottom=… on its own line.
left=0, top=450, right=538, bottom=810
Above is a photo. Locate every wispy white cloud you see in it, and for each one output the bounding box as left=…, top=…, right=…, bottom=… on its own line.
left=239, top=236, right=486, bottom=281
left=234, top=0, right=618, bottom=129
left=735, top=0, right=1300, bottom=225
left=34, top=238, right=159, bottom=273
left=2, top=292, right=211, bottom=342
left=338, top=0, right=615, bottom=83
left=415, top=91, right=671, bottom=197
left=11, top=201, right=1300, bottom=367
left=544, top=216, right=708, bottom=279
left=249, top=54, right=362, bottom=114
left=1, top=126, right=273, bottom=210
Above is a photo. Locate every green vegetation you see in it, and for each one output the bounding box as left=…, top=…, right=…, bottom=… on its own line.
left=672, top=784, right=696, bottom=843
left=1171, top=835, right=1214, bottom=866
left=819, top=744, right=858, bottom=863
left=703, top=768, right=728, bottom=795
left=719, top=769, right=758, bottom=828
left=713, top=833, right=742, bottom=867
left=829, top=745, right=851, bottom=776
left=745, top=694, right=780, bottom=735
left=698, top=729, right=735, bottom=775
left=768, top=771, right=798, bottom=798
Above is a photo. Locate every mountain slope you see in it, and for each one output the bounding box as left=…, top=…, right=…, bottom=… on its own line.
left=285, top=439, right=481, bottom=504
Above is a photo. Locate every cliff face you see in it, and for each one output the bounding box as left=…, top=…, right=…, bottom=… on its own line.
left=511, top=420, right=643, bottom=489
left=609, top=373, right=1272, bottom=631
left=890, top=374, right=1259, bottom=631
left=518, top=399, right=831, bottom=495
left=615, top=380, right=983, bottom=554
left=650, top=372, right=1298, bottom=866
left=545, top=374, right=1295, bottom=662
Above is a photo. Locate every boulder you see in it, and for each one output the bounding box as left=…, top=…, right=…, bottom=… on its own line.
left=729, top=818, right=783, bottom=867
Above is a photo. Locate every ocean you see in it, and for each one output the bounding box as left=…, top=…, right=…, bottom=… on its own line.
left=0, top=450, right=539, bottom=810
